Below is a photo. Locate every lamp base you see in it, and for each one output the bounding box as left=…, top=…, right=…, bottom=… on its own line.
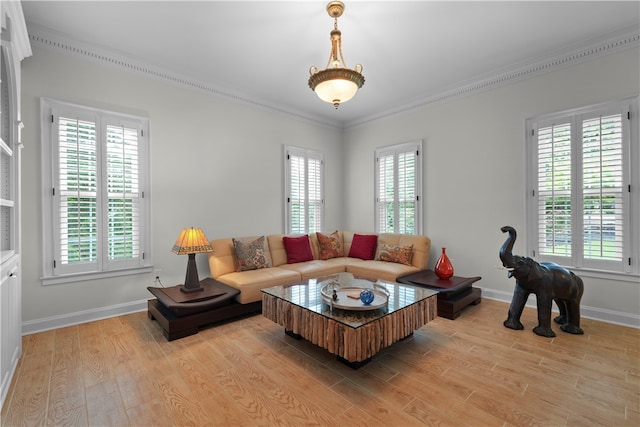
left=180, top=284, right=204, bottom=293
left=180, top=253, right=204, bottom=293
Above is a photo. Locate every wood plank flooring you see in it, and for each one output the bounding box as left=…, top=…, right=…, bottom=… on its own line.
left=2, top=299, right=638, bottom=426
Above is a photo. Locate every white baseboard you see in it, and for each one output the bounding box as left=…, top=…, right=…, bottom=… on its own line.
left=21, top=299, right=148, bottom=335
left=20, top=288, right=640, bottom=336
left=481, top=288, right=640, bottom=329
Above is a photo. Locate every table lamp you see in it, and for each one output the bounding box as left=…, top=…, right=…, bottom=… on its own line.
left=172, top=227, right=213, bottom=293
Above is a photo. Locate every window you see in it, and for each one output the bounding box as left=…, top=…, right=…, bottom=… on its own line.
left=284, top=146, right=324, bottom=234
left=375, top=140, right=422, bottom=234
left=41, top=99, right=151, bottom=284
left=526, top=97, right=638, bottom=276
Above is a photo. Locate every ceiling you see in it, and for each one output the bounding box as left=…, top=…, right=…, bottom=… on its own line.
left=21, top=1, right=640, bottom=128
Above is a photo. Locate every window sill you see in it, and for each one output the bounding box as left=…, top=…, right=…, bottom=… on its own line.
left=568, top=267, right=639, bottom=283
left=41, top=265, right=153, bottom=286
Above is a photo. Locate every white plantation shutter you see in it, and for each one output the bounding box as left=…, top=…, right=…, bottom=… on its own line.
left=106, top=124, right=140, bottom=263
left=527, top=98, right=636, bottom=275
left=375, top=141, right=422, bottom=234
left=289, top=153, right=305, bottom=234
left=581, top=113, right=624, bottom=265
left=377, top=153, right=394, bottom=232
left=536, top=120, right=572, bottom=257
left=307, top=155, right=323, bottom=232
left=57, top=116, right=99, bottom=271
left=42, top=99, right=150, bottom=282
left=398, top=150, right=417, bottom=233
left=285, top=146, right=324, bottom=234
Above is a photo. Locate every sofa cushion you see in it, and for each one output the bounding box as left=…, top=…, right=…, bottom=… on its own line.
left=216, top=267, right=301, bottom=304
left=316, top=231, right=343, bottom=260
left=348, top=233, right=378, bottom=260
left=376, top=243, right=414, bottom=266
left=279, top=259, right=347, bottom=281
left=283, top=234, right=314, bottom=263
left=232, top=236, right=272, bottom=271
left=346, top=260, right=420, bottom=283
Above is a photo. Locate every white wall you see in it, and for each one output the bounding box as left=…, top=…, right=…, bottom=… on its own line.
left=19, top=43, right=640, bottom=330
left=20, top=46, right=343, bottom=327
left=343, top=48, right=640, bottom=325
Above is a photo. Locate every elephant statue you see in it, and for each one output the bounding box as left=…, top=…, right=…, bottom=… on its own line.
left=499, top=226, right=584, bottom=337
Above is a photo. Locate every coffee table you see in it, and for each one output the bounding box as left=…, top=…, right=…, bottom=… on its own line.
left=261, top=273, right=437, bottom=368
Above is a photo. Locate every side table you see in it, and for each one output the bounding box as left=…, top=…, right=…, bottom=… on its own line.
left=397, top=270, right=481, bottom=319
left=147, top=277, right=260, bottom=340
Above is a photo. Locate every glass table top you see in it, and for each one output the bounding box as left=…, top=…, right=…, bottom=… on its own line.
left=261, top=272, right=437, bottom=329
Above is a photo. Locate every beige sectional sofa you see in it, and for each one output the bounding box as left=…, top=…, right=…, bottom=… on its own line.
left=208, top=231, right=431, bottom=304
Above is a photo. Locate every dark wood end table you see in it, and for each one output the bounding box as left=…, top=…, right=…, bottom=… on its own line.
left=397, top=270, right=481, bottom=319
left=147, top=278, right=261, bottom=340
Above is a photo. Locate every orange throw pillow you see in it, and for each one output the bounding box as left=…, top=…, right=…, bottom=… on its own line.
left=316, top=231, right=342, bottom=260
left=376, top=243, right=414, bottom=266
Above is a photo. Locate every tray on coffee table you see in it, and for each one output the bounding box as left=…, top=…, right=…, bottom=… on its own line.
left=320, top=285, right=389, bottom=311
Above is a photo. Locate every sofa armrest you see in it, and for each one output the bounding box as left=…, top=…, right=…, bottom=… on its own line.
left=208, top=238, right=236, bottom=279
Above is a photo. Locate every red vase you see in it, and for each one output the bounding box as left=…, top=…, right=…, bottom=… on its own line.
left=435, top=247, right=454, bottom=280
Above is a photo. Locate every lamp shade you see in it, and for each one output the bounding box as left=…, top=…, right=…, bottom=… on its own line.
left=171, top=227, right=213, bottom=255
left=313, top=71, right=359, bottom=105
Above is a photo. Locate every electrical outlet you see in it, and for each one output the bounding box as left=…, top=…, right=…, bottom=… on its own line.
left=152, top=269, right=161, bottom=282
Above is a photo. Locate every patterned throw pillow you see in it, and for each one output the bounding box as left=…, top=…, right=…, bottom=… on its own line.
left=316, top=231, right=342, bottom=260
left=376, top=243, right=414, bottom=266
left=233, top=236, right=272, bottom=272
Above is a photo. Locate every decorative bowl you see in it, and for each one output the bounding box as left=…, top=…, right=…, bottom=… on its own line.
left=360, top=289, right=375, bottom=305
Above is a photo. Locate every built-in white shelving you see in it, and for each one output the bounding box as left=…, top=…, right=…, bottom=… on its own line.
left=0, top=0, right=32, bottom=409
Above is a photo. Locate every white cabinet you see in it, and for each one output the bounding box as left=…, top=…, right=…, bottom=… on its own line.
left=0, top=0, right=31, bottom=408
left=0, top=258, right=20, bottom=406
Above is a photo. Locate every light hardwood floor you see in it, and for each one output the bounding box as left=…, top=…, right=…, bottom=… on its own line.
left=2, top=298, right=638, bottom=426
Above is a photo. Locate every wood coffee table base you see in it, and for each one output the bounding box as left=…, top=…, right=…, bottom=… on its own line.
left=264, top=293, right=436, bottom=368
left=286, top=329, right=372, bottom=369
left=336, top=355, right=371, bottom=369
left=285, top=329, right=415, bottom=369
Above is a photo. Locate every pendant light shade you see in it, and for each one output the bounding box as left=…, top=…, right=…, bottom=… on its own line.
left=308, top=1, right=364, bottom=109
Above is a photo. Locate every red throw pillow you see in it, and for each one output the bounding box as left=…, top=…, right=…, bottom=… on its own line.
left=283, top=235, right=314, bottom=264
left=348, top=234, right=378, bottom=260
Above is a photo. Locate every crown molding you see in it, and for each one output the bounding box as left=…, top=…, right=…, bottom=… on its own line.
left=346, top=28, right=640, bottom=129
left=26, top=24, right=340, bottom=129
left=27, top=24, right=639, bottom=131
